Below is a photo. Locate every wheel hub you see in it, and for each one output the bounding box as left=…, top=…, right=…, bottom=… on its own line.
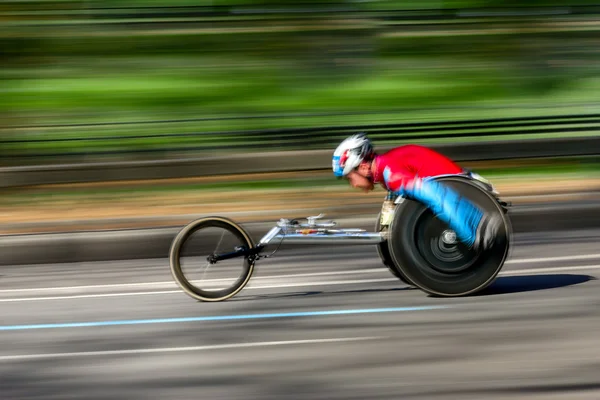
left=441, top=230, right=457, bottom=245
left=416, top=211, right=479, bottom=274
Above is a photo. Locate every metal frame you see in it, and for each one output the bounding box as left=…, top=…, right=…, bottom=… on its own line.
left=209, top=213, right=386, bottom=263
left=257, top=214, right=386, bottom=246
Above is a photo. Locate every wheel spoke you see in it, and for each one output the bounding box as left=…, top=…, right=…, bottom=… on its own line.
left=201, top=230, right=227, bottom=281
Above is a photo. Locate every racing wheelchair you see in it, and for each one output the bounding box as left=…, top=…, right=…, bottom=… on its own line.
left=169, top=172, right=512, bottom=302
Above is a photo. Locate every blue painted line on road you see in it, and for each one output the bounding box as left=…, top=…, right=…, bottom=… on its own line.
left=0, top=306, right=448, bottom=331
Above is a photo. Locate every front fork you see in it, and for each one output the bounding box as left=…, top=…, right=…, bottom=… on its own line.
left=207, top=244, right=264, bottom=264
left=207, top=223, right=284, bottom=264
left=380, top=190, right=399, bottom=228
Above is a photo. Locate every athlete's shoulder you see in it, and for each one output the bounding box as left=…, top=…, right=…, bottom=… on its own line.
left=380, top=144, right=414, bottom=155
left=385, top=143, right=430, bottom=152
left=379, top=143, right=432, bottom=159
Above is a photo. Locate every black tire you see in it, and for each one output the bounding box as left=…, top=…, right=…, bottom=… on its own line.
left=388, top=176, right=511, bottom=297
left=375, top=211, right=414, bottom=285
left=169, top=216, right=256, bottom=302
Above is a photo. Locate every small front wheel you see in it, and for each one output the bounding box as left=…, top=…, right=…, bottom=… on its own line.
left=169, top=217, right=256, bottom=302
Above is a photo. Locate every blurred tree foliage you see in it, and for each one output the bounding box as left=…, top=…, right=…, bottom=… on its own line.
left=2, top=0, right=600, bottom=165
left=2, top=0, right=600, bottom=117
left=3, top=0, right=598, bottom=80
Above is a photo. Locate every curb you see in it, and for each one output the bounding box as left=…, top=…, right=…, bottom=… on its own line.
left=0, top=201, right=598, bottom=266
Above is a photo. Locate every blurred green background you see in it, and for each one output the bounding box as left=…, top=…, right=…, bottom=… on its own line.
left=1, top=1, right=599, bottom=232
left=3, top=1, right=600, bottom=156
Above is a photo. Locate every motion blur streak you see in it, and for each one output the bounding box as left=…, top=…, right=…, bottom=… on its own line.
left=0, top=337, right=385, bottom=361
left=1, top=1, right=599, bottom=399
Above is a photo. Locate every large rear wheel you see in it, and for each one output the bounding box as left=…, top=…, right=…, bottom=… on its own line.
left=388, top=176, right=511, bottom=297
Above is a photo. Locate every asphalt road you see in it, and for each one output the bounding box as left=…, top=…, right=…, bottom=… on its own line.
left=1, top=228, right=600, bottom=399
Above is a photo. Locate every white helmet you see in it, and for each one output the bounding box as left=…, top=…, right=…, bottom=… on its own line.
left=332, top=133, right=374, bottom=177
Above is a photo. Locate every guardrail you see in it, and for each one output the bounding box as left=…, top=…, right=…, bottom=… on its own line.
left=8, top=110, right=600, bottom=131
left=2, top=113, right=600, bottom=162
left=1, top=136, right=598, bottom=188
left=4, top=4, right=600, bottom=22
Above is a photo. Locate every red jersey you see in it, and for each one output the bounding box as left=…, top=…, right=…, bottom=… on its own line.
left=371, top=144, right=463, bottom=192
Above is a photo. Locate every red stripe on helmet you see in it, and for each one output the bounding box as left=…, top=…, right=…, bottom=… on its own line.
left=340, top=150, right=349, bottom=168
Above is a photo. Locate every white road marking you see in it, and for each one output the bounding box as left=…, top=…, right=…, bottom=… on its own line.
left=1, top=264, right=599, bottom=303
left=499, top=264, right=600, bottom=275
left=0, top=290, right=183, bottom=302
left=504, top=253, right=600, bottom=264
left=0, top=268, right=381, bottom=293
left=0, top=336, right=384, bottom=361
left=0, top=278, right=398, bottom=302
left=1, top=253, right=599, bottom=302
left=2, top=253, right=599, bottom=294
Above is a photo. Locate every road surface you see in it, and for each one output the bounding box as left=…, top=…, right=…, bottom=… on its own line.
left=1, top=229, right=599, bottom=399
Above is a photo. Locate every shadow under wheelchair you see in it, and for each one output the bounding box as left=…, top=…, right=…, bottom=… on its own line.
left=234, top=273, right=595, bottom=301
left=471, top=273, right=596, bottom=297
left=233, top=284, right=418, bottom=301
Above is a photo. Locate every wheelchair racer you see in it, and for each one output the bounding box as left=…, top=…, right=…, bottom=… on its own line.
left=332, top=133, right=501, bottom=251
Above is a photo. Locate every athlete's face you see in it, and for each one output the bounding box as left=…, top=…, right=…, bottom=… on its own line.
left=346, top=162, right=374, bottom=192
